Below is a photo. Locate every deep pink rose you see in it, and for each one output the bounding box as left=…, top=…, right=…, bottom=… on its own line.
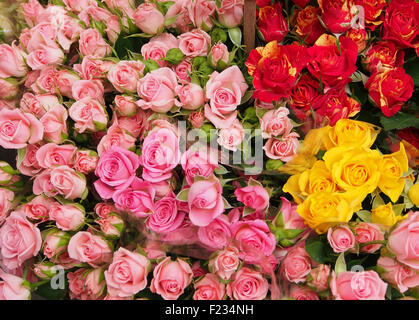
left=227, top=267, right=269, bottom=300
left=107, top=60, right=145, bottom=93
left=68, top=231, right=112, bottom=267
left=235, top=185, right=269, bottom=211
left=327, top=225, right=355, bottom=253
left=146, top=192, right=185, bottom=233
left=36, top=143, right=77, bottom=169
left=193, top=273, right=226, bottom=300
left=178, top=29, right=211, bottom=57
left=208, top=245, right=240, bottom=280
left=197, top=215, right=232, bottom=250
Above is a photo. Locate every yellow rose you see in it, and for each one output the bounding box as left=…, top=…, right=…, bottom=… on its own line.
left=323, top=146, right=381, bottom=199
left=371, top=203, right=404, bottom=227
left=408, top=184, right=419, bottom=206
left=296, top=191, right=356, bottom=234
left=283, top=160, right=337, bottom=204
left=322, top=119, right=380, bottom=150
left=378, top=143, right=409, bottom=202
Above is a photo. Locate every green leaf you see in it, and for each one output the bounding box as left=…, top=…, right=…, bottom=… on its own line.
left=35, top=280, right=67, bottom=300
left=228, top=27, right=242, bottom=47
left=176, top=188, right=189, bottom=201
left=335, top=252, right=347, bottom=275
left=356, top=210, right=372, bottom=223
left=240, top=90, right=254, bottom=105
left=404, top=57, right=419, bottom=86
left=305, top=237, right=328, bottom=264
left=380, top=112, right=419, bottom=132
left=214, top=165, right=228, bottom=175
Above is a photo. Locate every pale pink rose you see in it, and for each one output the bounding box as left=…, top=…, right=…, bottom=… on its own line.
left=217, top=119, right=244, bottom=151
left=83, top=268, right=106, bottom=300
left=73, top=150, right=96, bottom=174
left=209, top=43, right=229, bottom=68
left=40, top=104, right=68, bottom=144
left=197, top=215, right=232, bottom=250
left=208, top=246, right=240, bottom=280
left=0, top=188, right=14, bottom=224
left=149, top=118, right=179, bottom=136
left=71, top=79, right=104, bottom=103
left=26, top=22, right=57, bottom=52
left=112, top=178, right=155, bottom=218
left=327, top=225, right=355, bottom=253
left=289, top=285, right=319, bottom=300
left=231, top=219, right=276, bottom=263
left=181, top=148, right=218, bottom=185
left=227, top=267, right=268, bottom=300
left=73, top=56, right=115, bottom=80
left=146, top=192, right=185, bottom=233
left=69, top=98, right=108, bottom=133
left=32, top=66, right=58, bottom=94
left=106, top=15, right=122, bottom=44
left=0, top=79, right=19, bottom=100
left=78, top=5, right=114, bottom=26
left=216, top=0, right=244, bottom=28
left=97, top=123, right=136, bottom=156
left=36, top=143, right=77, bottom=169
left=187, top=0, right=216, bottom=30
left=96, top=214, right=124, bottom=237
left=178, top=29, right=211, bottom=57
left=17, top=143, right=43, bottom=177
left=56, top=15, right=84, bottom=51
left=388, top=211, right=419, bottom=271
left=188, top=177, right=224, bottom=227
left=140, top=128, right=180, bottom=183
left=279, top=197, right=306, bottom=230
left=264, top=132, right=300, bottom=162
left=67, top=268, right=88, bottom=299
left=165, top=0, right=193, bottom=33
left=235, top=185, right=269, bottom=211
left=20, top=93, right=60, bottom=118
left=63, top=0, right=96, bottom=13
left=0, top=211, right=42, bottom=269
left=188, top=110, right=205, bottom=128
left=0, top=43, right=27, bottom=78
left=0, top=108, right=43, bottom=149
left=114, top=95, right=138, bottom=117
left=281, top=246, right=311, bottom=283
left=94, top=146, right=141, bottom=199
left=26, top=45, right=64, bottom=71
left=55, top=251, right=79, bottom=269
left=133, top=3, right=165, bottom=35
left=107, top=60, right=145, bottom=93
left=43, top=229, right=70, bottom=260
left=144, top=240, right=167, bottom=260
left=49, top=203, right=85, bottom=231
left=377, top=257, right=419, bottom=293
left=330, top=270, right=387, bottom=300
left=150, top=257, right=193, bottom=300
left=56, top=70, right=80, bottom=99
left=0, top=271, right=30, bottom=300
left=193, top=273, right=226, bottom=300
left=79, top=28, right=111, bottom=58
left=21, top=0, right=44, bottom=27
left=32, top=170, right=57, bottom=198
left=105, top=247, right=150, bottom=298
left=141, top=33, right=179, bottom=67
left=94, top=202, right=118, bottom=219
left=175, top=83, right=205, bottom=110
left=205, top=66, right=248, bottom=128
left=173, top=58, right=193, bottom=83
left=0, top=100, right=16, bottom=111
left=68, top=231, right=112, bottom=267
left=116, top=109, right=150, bottom=139
left=307, top=264, right=331, bottom=292
left=354, top=222, right=385, bottom=254
left=19, top=28, right=32, bottom=50
left=137, top=67, right=178, bottom=113
left=104, top=0, right=136, bottom=19
left=21, top=195, right=55, bottom=222
left=260, top=107, right=293, bottom=138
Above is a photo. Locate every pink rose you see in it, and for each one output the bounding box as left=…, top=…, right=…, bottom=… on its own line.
left=78, top=5, right=114, bottom=26
left=94, top=146, right=141, bottom=199
left=31, top=66, right=58, bottom=94
left=307, top=264, right=331, bottom=292
left=68, top=231, right=112, bottom=267
left=137, top=67, right=178, bottom=113
left=26, top=22, right=57, bottom=52
left=21, top=194, right=55, bottom=222
left=0, top=211, right=42, bottom=269
left=231, top=219, right=276, bottom=263
left=331, top=270, right=387, bottom=300
left=279, top=197, right=306, bottom=230
left=140, top=128, right=180, bottom=183
left=114, top=95, right=138, bottom=117
left=281, top=246, right=311, bottom=283
left=56, top=15, right=84, bottom=51
left=73, top=56, right=114, bottom=80
left=0, top=43, right=27, bottom=78
left=0, top=108, right=43, bottom=149
left=96, top=123, right=136, bottom=156
left=67, top=268, right=88, bottom=299
left=264, top=132, right=300, bottom=162
left=289, top=285, right=319, bottom=300
left=74, top=150, right=98, bottom=174
left=146, top=192, right=185, bottom=233
left=148, top=179, right=173, bottom=198
left=235, top=185, right=269, bottom=211
left=133, top=3, right=165, bottom=35
left=188, top=110, right=205, bottom=128
left=150, top=257, right=193, bottom=300
left=388, top=211, right=419, bottom=271
left=378, top=256, right=419, bottom=293
left=43, top=229, right=69, bottom=260
left=141, top=33, right=179, bottom=67
left=198, top=215, right=232, bottom=250
left=71, top=79, right=105, bottom=103
left=112, top=178, right=155, bottom=218
left=107, top=60, right=145, bottom=93
left=20, top=93, right=60, bottom=118
left=56, top=70, right=80, bottom=99
left=217, top=119, right=244, bottom=151
left=0, top=271, right=30, bottom=300
left=83, top=268, right=106, bottom=300
left=36, top=143, right=77, bottom=169
left=95, top=202, right=118, bottom=218
left=40, top=104, right=68, bottom=144
left=260, top=107, right=293, bottom=138
left=69, top=98, right=108, bottom=133
left=193, top=273, right=226, bottom=300
left=26, top=45, right=64, bottom=70
left=178, top=29, right=211, bottom=57
left=79, top=28, right=111, bottom=58
left=187, top=0, right=216, bottom=30
left=181, top=147, right=218, bottom=185
left=105, top=247, right=151, bottom=298
left=63, top=0, right=96, bottom=13
left=116, top=109, right=150, bottom=139
left=327, top=225, right=355, bottom=253
left=0, top=188, right=14, bottom=223
left=187, top=177, right=224, bottom=227
left=175, top=83, right=205, bottom=110
left=165, top=0, right=193, bottom=33
left=0, top=79, right=19, bottom=100
left=354, top=222, right=385, bottom=253
left=216, top=0, right=244, bottom=28
left=208, top=246, right=240, bottom=280
left=21, top=0, right=44, bottom=27
left=96, top=214, right=124, bottom=237
left=17, top=143, right=43, bottom=177
left=205, top=66, right=248, bottom=128
left=49, top=203, right=85, bottom=231
left=173, top=59, right=193, bottom=83
left=209, top=42, right=229, bottom=68
left=227, top=267, right=269, bottom=300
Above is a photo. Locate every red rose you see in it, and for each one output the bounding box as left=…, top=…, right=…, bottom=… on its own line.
left=365, top=67, right=414, bottom=117
left=291, top=0, right=310, bottom=8
left=318, top=0, right=355, bottom=34
left=292, top=6, right=325, bottom=45
left=307, top=34, right=358, bottom=89
left=354, top=0, right=387, bottom=30
left=289, top=74, right=321, bottom=120
left=345, top=28, right=368, bottom=53
left=397, top=128, right=419, bottom=150
left=361, top=41, right=405, bottom=74
left=257, top=3, right=289, bottom=43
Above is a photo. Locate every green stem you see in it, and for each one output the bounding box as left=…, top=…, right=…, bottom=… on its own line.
left=359, top=240, right=387, bottom=247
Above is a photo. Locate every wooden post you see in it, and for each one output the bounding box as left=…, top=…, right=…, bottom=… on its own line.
left=244, top=0, right=257, bottom=55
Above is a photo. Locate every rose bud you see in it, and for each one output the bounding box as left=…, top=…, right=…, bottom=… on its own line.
left=175, top=83, right=205, bottom=110
left=208, top=246, right=240, bottom=281
left=0, top=43, right=27, bottom=78
left=43, top=229, right=71, bottom=262
left=188, top=110, right=205, bottom=128
left=49, top=203, right=85, bottom=231
left=327, top=225, right=355, bottom=253
left=96, top=213, right=124, bottom=238
left=307, top=264, right=331, bottom=292
left=133, top=3, right=165, bottom=35
left=208, top=43, right=229, bottom=70
left=33, top=262, right=61, bottom=280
